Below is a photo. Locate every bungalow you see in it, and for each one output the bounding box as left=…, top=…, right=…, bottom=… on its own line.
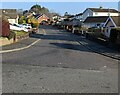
left=103, top=16, right=120, bottom=38
left=1, top=9, right=19, bottom=24
left=34, top=13, right=49, bottom=24
left=74, top=13, right=83, bottom=22
left=82, top=8, right=119, bottom=21
left=83, top=16, right=109, bottom=29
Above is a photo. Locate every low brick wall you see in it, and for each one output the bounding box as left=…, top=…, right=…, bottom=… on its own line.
left=0, top=33, right=29, bottom=46
left=16, top=33, right=29, bottom=42
left=0, top=38, right=14, bottom=46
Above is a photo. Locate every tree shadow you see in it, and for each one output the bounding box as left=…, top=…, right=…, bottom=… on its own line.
left=50, top=42, right=91, bottom=52
left=39, top=25, right=59, bottom=30
left=30, top=33, right=77, bottom=42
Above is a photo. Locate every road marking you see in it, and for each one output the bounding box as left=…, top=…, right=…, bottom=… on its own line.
left=42, top=29, right=46, bottom=35
left=0, top=39, right=41, bottom=54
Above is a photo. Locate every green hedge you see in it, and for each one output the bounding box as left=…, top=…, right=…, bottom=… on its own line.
left=7, top=31, right=16, bottom=40
left=87, top=28, right=102, bottom=38
left=110, top=28, right=120, bottom=43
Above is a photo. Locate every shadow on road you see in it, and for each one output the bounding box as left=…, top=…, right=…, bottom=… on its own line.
left=39, top=25, right=59, bottom=30
left=50, top=42, right=91, bottom=52
left=30, top=33, right=77, bottom=42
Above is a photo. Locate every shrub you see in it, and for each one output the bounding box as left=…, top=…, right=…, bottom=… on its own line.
left=27, top=16, right=39, bottom=28
left=18, top=16, right=26, bottom=24
left=7, top=31, right=16, bottom=40
left=87, top=28, right=102, bottom=38
left=0, top=15, right=10, bottom=37
left=110, top=28, right=120, bottom=43
left=31, top=22, right=39, bottom=28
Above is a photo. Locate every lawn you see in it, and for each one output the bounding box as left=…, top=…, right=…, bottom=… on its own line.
left=12, top=30, right=28, bottom=36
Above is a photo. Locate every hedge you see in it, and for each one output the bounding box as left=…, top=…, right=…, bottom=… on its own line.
left=110, top=28, right=120, bottom=43
left=7, top=31, right=16, bottom=40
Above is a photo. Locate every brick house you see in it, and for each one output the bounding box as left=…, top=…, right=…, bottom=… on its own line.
left=34, top=14, right=49, bottom=24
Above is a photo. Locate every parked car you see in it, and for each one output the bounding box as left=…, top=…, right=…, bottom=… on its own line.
left=10, top=23, right=29, bottom=32
left=20, top=24, right=32, bottom=29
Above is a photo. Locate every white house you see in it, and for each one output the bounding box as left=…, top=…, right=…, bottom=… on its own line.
left=74, top=13, right=83, bottom=22
left=103, top=16, right=120, bottom=38
left=82, top=8, right=119, bottom=21
left=83, top=16, right=108, bottom=29
left=2, top=9, right=19, bottom=24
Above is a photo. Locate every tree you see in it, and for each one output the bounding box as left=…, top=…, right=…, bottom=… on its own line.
left=23, top=10, right=28, bottom=15
left=30, top=4, right=41, bottom=14
left=27, top=16, right=39, bottom=28
left=64, top=12, right=69, bottom=16
left=18, top=16, right=26, bottom=24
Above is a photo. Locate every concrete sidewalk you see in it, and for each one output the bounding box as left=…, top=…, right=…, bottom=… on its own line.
left=77, top=36, right=120, bottom=60
left=2, top=29, right=44, bottom=51
left=2, top=37, right=38, bottom=51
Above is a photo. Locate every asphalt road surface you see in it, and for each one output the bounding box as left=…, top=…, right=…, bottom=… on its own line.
left=2, top=25, right=119, bottom=93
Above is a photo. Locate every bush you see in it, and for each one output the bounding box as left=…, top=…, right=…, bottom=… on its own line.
left=31, top=22, right=39, bottom=28
left=110, top=28, right=120, bottom=43
left=87, top=28, right=102, bottom=38
left=7, top=31, right=16, bottom=40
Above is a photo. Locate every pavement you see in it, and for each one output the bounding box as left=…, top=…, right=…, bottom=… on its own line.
left=1, top=28, right=43, bottom=53
left=77, top=36, right=120, bottom=60
left=2, top=37, right=38, bottom=51
left=1, top=26, right=120, bottom=60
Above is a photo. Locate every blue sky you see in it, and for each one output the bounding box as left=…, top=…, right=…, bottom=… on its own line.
left=1, top=2, right=119, bottom=16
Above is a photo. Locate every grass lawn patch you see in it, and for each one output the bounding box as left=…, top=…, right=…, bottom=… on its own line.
left=12, top=30, right=28, bottom=36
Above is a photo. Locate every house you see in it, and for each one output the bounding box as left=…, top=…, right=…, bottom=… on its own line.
left=1, top=9, right=19, bottom=24
left=74, top=13, right=83, bottom=22
left=83, top=16, right=109, bottom=29
left=103, top=16, right=120, bottom=38
left=82, top=8, right=119, bottom=21
left=52, top=15, right=61, bottom=22
left=34, top=13, right=49, bottom=24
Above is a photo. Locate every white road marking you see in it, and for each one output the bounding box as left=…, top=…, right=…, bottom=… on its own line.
left=0, top=39, right=41, bottom=54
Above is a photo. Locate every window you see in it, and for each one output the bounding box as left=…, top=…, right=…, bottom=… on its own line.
left=95, top=12, right=98, bottom=15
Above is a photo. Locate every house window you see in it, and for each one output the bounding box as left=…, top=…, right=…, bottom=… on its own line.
left=95, top=12, right=98, bottom=15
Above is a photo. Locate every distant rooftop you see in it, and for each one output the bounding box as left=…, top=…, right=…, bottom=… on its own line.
left=88, top=8, right=119, bottom=13
left=0, top=9, right=18, bottom=19
left=84, top=16, right=109, bottom=23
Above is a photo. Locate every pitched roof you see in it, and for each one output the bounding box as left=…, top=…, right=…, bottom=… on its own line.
left=34, top=14, right=43, bottom=19
left=88, top=8, right=119, bottom=13
left=84, top=16, right=109, bottom=23
left=34, top=13, right=49, bottom=19
left=76, top=13, right=83, bottom=16
left=1, top=9, right=18, bottom=19
left=111, top=16, right=120, bottom=27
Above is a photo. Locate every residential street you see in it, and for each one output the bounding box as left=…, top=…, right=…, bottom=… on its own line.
left=2, top=25, right=119, bottom=93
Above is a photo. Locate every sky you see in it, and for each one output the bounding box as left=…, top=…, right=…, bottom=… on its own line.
left=1, top=2, right=119, bottom=16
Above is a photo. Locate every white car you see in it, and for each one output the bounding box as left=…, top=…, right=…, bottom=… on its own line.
left=20, top=24, right=32, bottom=29
left=10, top=23, right=29, bottom=32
